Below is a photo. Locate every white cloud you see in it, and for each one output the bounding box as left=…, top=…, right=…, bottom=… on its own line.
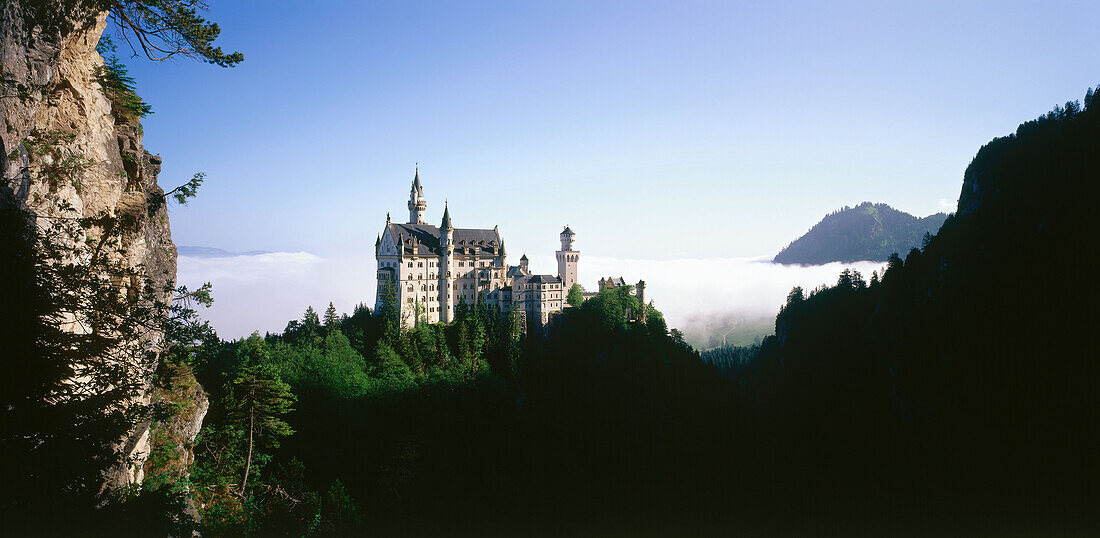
left=180, top=251, right=885, bottom=342
left=938, top=198, right=956, bottom=211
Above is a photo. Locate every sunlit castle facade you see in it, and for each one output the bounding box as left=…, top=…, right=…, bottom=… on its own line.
left=374, top=170, right=572, bottom=328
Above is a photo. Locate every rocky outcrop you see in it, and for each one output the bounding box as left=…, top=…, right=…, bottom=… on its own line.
left=142, top=362, right=211, bottom=522
left=2, top=1, right=200, bottom=499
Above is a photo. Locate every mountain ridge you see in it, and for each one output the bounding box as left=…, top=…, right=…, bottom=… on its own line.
left=773, top=202, right=947, bottom=265
left=178, top=245, right=273, bottom=258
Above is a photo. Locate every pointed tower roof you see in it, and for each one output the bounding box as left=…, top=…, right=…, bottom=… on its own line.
left=520, top=253, right=529, bottom=261
left=561, top=225, right=575, bottom=236
left=375, top=234, right=381, bottom=247
left=440, top=200, right=453, bottom=231
left=411, top=166, right=423, bottom=195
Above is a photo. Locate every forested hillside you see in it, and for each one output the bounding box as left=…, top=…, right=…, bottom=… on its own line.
left=743, top=88, right=1100, bottom=529
left=773, top=202, right=947, bottom=264
left=176, top=289, right=733, bottom=535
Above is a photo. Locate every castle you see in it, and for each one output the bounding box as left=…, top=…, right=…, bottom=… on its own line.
left=374, top=170, right=580, bottom=328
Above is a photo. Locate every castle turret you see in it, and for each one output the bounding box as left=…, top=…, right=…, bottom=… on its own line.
left=556, top=225, right=578, bottom=292
left=520, top=254, right=529, bottom=274
left=407, top=167, right=427, bottom=224
left=439, top=201, right=455, bottom=322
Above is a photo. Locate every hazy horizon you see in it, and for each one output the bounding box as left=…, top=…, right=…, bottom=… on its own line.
left=178, top=244, right=885, bottom=341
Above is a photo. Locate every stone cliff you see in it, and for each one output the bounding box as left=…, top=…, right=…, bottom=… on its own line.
left=1, top=2, right=205, bottom=499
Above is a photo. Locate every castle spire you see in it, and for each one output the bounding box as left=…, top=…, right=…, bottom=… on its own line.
left=440, top=200, right=453, bottom=231
left=412, top=164, right=423, bottom=195
left=407, top=167, right=427, bottom=224
left=439, top=198, right=455, bottom=323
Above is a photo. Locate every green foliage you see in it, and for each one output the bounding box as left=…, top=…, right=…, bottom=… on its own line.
left=322, top=301, right=339, bottom=327
left=566, top=282, right=584, bottom=307
left=95, top=35, right=154, bottom=120
left=231, top=364, right=295, bottom=495
left=104, top=0, right=244, bottom=66
left=373, top=341, right=416, bottom=392
left=186, top=283, right=678, bottom=532
left=166, top=172, right=205, bottom=205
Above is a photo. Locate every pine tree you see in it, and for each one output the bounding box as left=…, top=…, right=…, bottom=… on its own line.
left=303, top=306, right=321, bottom=329
left=323, top=302, right=339, bottom=328
left=231, top=365, right=296, bottom=494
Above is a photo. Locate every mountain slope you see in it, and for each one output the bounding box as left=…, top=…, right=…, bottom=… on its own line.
left=746, top=88, right=1100, bottom=527
left=773, top=202, right=947, bottom=264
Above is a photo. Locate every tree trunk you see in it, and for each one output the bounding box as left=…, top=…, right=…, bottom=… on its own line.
left=240, top=390, right=254, bottom=495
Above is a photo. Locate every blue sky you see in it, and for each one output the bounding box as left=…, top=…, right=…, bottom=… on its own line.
left=122, top=0, right=1100, bottom=261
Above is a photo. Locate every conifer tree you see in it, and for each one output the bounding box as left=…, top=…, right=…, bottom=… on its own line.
left=231, top=365, right=296, bottom=494
left=303, top=306, right=320, bottom=328
left=323, top=302, right=339, bottom=328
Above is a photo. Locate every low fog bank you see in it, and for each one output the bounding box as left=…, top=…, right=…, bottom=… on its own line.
left=179, top=251, right=884, bottom=342
left=176, top=250, right=376, bottom=339
left=560, top=255, right=885, bottom=350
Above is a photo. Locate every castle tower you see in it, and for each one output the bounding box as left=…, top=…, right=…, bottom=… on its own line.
left=556, top=225, right=578, bottom=292
left=439, top=201, right=455, bottom=323
left=520, top=254, right=529, bottom=274
left=407, top=167, right=427, bottom=224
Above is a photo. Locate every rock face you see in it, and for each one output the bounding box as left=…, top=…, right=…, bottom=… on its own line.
left=1, top=2, right=200, bottom=497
